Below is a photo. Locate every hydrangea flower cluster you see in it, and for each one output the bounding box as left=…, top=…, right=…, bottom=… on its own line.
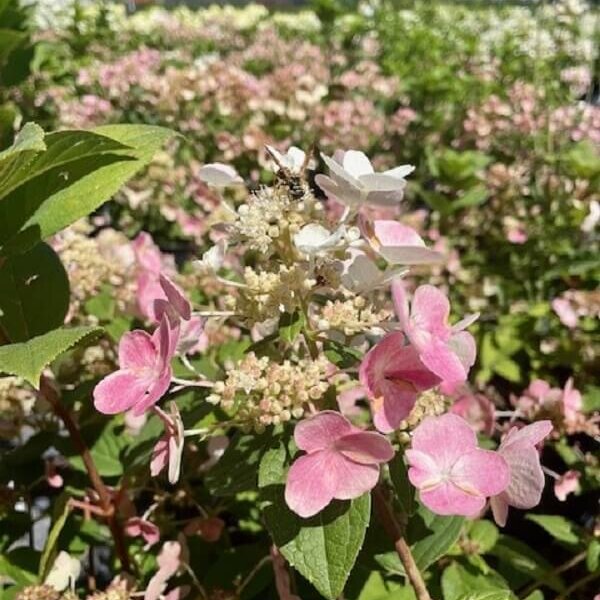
left=92, top=145, right=554, bottom=529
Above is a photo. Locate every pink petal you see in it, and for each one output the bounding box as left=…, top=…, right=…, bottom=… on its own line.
left=406, top=449, right=443, bottom=488
left=379, top=245, right=444, bottom=265
left=554, top=470, right=580, bottom=502
left=372, top=382, right=417, bottom=433
left=331, top=456, right=380, bottom=501
left=448, top=331, right=477, bottom=374
left=137, top=272, right=166, bottom=321
left=335, top=431, right=394, bottom=465
left=293, top=411, right=353, bottom=453
left=490, top=495, right=509, bottom=527
left=130, top=367, right=172, bottom=416
left=372, top=220, right=425, bottom=248
left=419, top=480, right=486, bottom=517
left=499, top=445, right=545, bottom=509
left=119, top=330, right=158, bottom=370
left=501, top=420, right=553, bottom=450
left=451, top=449, right=510, bottom=497
left=134, top=232, right=162, bottom=274
left=93, top=371, right=151, bottom=415
left=411, top=285, right=451, bottom=339
left=411, top=414, right=478, bottom=471
left=527, top=379, right=551, bottom=400
left=391, top=279, right=411, bottom=330
left=151, top=437, right=169, bottom=477
left=159, top=275, right=191, bottom=321
left=420, top=338, right=469, bottom=383
left=153, top=314, right=179, bottom=369
left=285, top=450, right=338, bottom=518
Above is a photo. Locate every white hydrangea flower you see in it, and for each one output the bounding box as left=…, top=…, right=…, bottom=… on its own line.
left=316, top=150, right=414, bottom=207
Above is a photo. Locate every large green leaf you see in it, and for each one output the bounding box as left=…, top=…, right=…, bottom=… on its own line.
left=376, top=504, right=464, bottom=576
left=0, top=124, right=174, bottom=255
left=0, top=242, right=69, bottom=342
left=0, top=325, right=101, bottom=387
left=441, top=562, right=513, bottom=600
left=259, top=439, right=371, bottom=599
left=0, top=128, right=129, bottom=201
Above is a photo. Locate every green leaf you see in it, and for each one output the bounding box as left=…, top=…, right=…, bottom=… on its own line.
left=493, top=357, right=521, bottom=383
left=0, top=124, right=174, bottom=255
left=489, top=535, right=565, bottom=593
left=259, top=439, right=371, bottom=599
left=0, top=550, right=37, bottom=588
left=388, top=451, right=414, bottom=517
left=452, top=185, right=488, bottom=210
left=523, top=593, right=543, bottom=600
left=467, top=520, right=499, bottom=554
left=586, top=539, right=600, bottom=572
left=0, top=325, right=101, bottom=387
left=324, top=340, right=362, bottom=368
left=455, top=592, right=514, bottom=600
left=525, top=515, right=580, bottom=545
left=206, top=430, right=274, bottom=496
left=69, top=422, right=128, bottom=477
left=376, top=505, right=464, bottom=576
left=38, top=496, right=70, bottom=579
left=0, top=122, right=44, bottom=162
left=279, top=310, right=306, bottom=344
left=441, top=562, right=512, bottom=600
left=0, top=128, right=129, bottom=202
left=0, top=242, right=70, bottom=342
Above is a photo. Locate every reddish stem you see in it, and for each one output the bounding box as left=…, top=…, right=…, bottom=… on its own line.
left=40, top=375, right=132, bottom=572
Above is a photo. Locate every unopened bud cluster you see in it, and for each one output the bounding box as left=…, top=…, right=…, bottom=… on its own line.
left=207, top=352, right=331, bottom=431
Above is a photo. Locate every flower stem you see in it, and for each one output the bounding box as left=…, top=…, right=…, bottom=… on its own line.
left=372, top=485, right=432, bottom=600
left=40, top=375, right=132, bottom=573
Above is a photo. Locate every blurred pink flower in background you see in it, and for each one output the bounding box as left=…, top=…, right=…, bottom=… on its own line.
left=554, top=470, right=581, bottom=501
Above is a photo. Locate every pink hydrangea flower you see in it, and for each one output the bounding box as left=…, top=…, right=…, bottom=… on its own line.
left=449, top=391, right=495, bottom=435
left=490, top=420, right=553, bottom=526
left=359, top=216, right=443, bottom=265
left=392, top=281, right=478, bottom=385
left=561, top=378, right=582, bottom=423
left=406, top=413, right=510, bottom=516
left=285, top=411, right=394, bottom=518
left=125, top=517, right=160, bottom=546
left=93, top=315, right=177, bottom=416
left=133, top=232, right=162, bottom=274
left=144, top=540, right=186, bottom=600
left=359, top=332, right=441, bottom=433
left=552, top=297, right=578, bottom=329
left=554, top=470, right=580, bottom=502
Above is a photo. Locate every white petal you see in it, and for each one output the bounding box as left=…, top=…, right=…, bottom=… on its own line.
left=198, top=163, right=243, bottom=187
left=45, top=552, right=81, bottom=592
left=359, top=173, right=407, bottom=192
left=342, top=150, right=374, bottom=177
left=384, top=164, right=415, bottom=179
